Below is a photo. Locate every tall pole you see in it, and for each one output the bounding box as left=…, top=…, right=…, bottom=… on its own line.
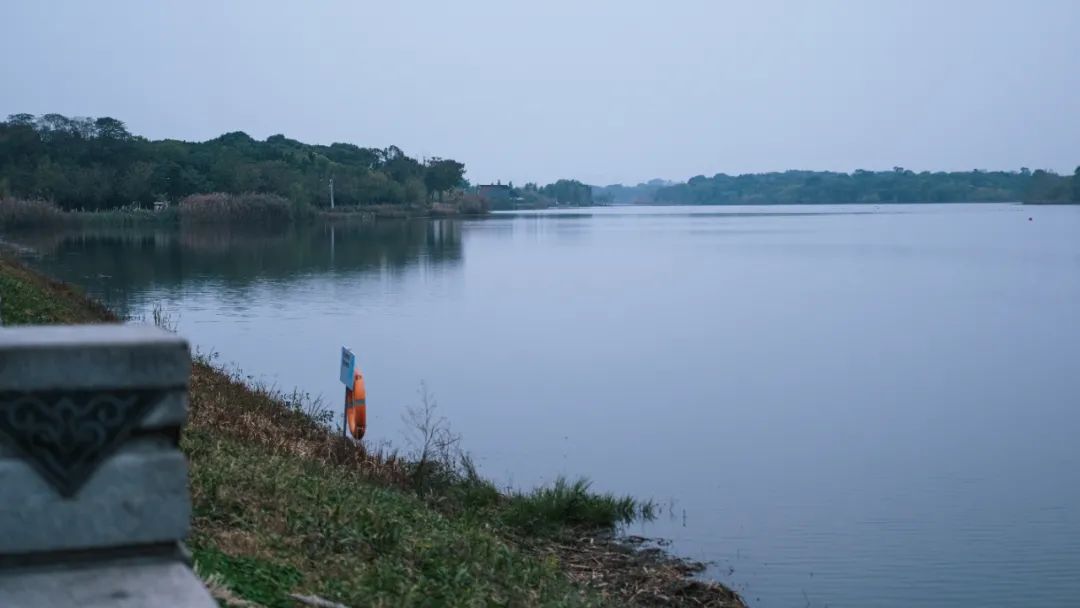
left=329, top=175, right=335, bottom=210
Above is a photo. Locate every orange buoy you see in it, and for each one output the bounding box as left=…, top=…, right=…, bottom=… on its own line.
left=345, top=369, right=366, bottom=439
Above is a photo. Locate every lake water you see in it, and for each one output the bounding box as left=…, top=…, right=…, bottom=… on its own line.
left=10, top=204, right=1080, bottom=607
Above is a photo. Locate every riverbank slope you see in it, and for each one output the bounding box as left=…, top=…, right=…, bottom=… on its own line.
left=0, top=254, right=744, bottom=608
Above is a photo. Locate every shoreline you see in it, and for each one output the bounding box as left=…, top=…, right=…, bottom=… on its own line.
left=0, top=196, right=492, bottom=231
left=0, top=251, right=745, bottom=607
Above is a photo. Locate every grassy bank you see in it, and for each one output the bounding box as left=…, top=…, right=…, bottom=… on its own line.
left=0, top=254, right=743, bottom=608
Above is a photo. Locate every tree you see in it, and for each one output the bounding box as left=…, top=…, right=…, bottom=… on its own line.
left=404, top=176, right=427, bottom=203
left=0, top=113, right=467, bottom=210
left=383, top=147, right=423, bottom=183
left=1026, top=169, right=1069, bottom=202
left=540, top=179, right=593, bottom=205
left=5, top=113, right=34, bottom=127
left=1073, top=167, right=1080, bottom=202
left=424, top=158, right=465, bottom=200
left=71, top=116, right=97, bottom=139
left=37, top=113, right=75, bottom=137
left=118, top=161, right=156, bottom=204
left=94, top=117, right=131, bottom=140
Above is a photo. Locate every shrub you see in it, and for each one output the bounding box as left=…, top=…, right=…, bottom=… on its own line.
left=455, top=193, right=490, bottom=215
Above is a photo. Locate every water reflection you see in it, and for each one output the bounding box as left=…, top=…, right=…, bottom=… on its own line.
left=16, top=219, right=464, bottom=317
left=6, top=204, right=1080, bottom=608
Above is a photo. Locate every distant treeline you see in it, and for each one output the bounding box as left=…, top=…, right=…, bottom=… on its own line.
left=4, top=113, right=1076, bottom=211
left=593, top=180, right=674, bottom=205
left=0, top=113, right=467, bottom=210
left=513, top=168, right=1078, bottom=208
left=539, top=179, right=594, bottom=205
left=483, top=179, right=598, bottom=209
left=649, top=168, right=1079, bottom=205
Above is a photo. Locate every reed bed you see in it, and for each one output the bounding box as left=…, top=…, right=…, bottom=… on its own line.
left=179, top=192, right=307, bottom=225
left=0, top=197, right=66, bottom=228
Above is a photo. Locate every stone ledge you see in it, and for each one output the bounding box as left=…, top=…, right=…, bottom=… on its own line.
left=0, top=324, right=190, bottom=391
left=139, top=390, right=188, bottom=430
left=0, top=557, right=216, bottom=608
left=0, top=449, right=190, bottom=555
left=0, top=390, right=186, bottom=450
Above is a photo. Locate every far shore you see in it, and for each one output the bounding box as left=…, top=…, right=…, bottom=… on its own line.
left=0, top=194, right=490, bottom=230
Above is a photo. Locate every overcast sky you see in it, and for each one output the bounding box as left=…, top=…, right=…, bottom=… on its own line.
left=2, top=0, right=1078, bottom=185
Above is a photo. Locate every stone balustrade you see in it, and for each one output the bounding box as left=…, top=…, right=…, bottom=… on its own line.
left=0, top=324, right=215, bottom=607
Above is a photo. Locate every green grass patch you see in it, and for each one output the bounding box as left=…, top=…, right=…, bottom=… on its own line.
left=192, top=546, right=302, bottom=608
left=0, top=256, right=116, bottom=324
left=184, top=429, right=595, bottom=607
left=0, top=270, right=78, bottom=325
left=504, top=477, right=654, bottom=536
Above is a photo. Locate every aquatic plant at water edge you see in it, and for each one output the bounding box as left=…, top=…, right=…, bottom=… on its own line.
left=179, top=192, right=307, bottom=224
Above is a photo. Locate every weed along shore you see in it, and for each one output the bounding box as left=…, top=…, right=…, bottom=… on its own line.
left=0, top=253, right=745, bottom=608
left=0, top=195, right=489, bottom=230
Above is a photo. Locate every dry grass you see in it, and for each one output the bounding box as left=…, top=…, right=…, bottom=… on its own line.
left=198, top=568, right=267, bottom=608
left=0, top=197, right=178, bottom=228
left=187, top=358, right=413, bottom=489
left=0, top=197, right=66, bottom=228
left=527, top=535, right=744, bottom=607
left=179, top=192, right=303, bottom=225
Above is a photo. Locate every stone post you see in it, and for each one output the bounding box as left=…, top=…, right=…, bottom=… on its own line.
left=0, top=325, right=215, bottom=607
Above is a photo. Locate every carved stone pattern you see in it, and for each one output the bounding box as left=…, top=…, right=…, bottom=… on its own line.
left=0, top=389, right=164, bottom=498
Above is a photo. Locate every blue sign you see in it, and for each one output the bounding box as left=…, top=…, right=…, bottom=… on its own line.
left=339, top=347, right=356, bottom=385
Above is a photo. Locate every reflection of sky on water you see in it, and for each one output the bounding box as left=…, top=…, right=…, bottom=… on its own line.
left=11, top=203, right=1080, bottom=608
